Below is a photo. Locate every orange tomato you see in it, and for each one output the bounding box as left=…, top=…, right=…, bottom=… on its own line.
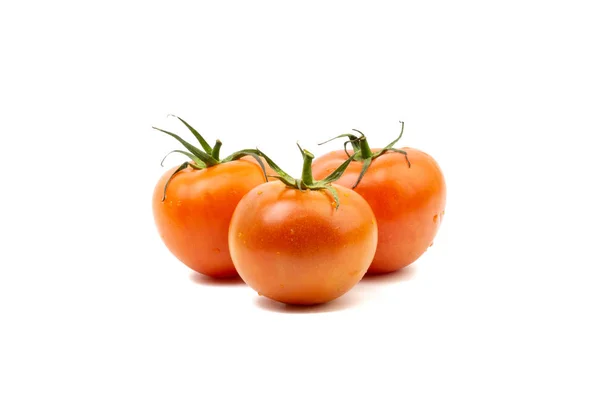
left=153, top=160, right=266, bottom=277
left=229, top=181, right=377, bottom=304
left=313, top=147, right=446, bottom=274
left=151, top=116, right=272, bottom=278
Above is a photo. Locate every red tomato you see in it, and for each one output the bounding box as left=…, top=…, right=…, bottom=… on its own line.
left=228, top=145, right=378, bottom=305
left=229, top=181, right=377, bottom=304
left=313, top=146, right=446, bottom=274
left=151, top=116, right=272, bottom=278
left=153, top=160, right=266, bottom=277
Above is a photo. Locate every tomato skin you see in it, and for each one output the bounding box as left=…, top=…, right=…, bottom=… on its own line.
left=241, top=155, right=277, bottom=180
left=153, top=160, right=266, bottom=278
left=312, top=148, right=446, bottom=274
left=229, top=181, right=378, bottom=305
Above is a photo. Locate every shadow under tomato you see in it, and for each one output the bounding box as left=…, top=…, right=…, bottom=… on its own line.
left=254, top=290, right=362, bottom=314
left=359, top=264, right=418, bottom=285
left=189, top=272, right=246, bottom=286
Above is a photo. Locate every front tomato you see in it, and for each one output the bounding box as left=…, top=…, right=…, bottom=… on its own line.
left=229, top=147, right=377, bottom=305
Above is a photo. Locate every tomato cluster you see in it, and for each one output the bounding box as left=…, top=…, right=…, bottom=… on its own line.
left=152, top=117, right=446, bottom=305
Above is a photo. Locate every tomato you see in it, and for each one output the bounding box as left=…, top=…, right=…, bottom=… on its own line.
left=312, top=128, right=446, bottom=274
left=153, top=161, right=266, bottom=277
left=229, top=147, right=377, bottom=305
left=152, top=116, right=270, bottom=277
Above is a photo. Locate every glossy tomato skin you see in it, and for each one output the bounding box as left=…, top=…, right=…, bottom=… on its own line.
left=312, top=148, right=446, bottom=274
left=153, top=160, right=266, bottom=278
left=229, top=181, right=377, bottom=305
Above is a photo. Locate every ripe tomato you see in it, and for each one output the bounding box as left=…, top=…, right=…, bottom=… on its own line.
left=152, top=116, right=270, bottom=277
left=153, top=161, right=266, bottom=277
left=312, top=127, right=446, bottom=274
left=229, top=147, right=377, bottom=305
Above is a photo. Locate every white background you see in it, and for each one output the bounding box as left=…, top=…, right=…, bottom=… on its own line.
left=1, top=1, right=599, bottom=399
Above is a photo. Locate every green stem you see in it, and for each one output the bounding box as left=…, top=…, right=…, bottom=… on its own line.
left=358, top=137, right=373, bottom=159
left=301, top=149, right=315, bottom=186
left=255, top=146, right=357, bottom=210
left=211, top=140, right=222, bottom=160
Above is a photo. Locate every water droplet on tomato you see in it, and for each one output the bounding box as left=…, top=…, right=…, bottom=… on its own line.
left=433, top=214, right=439, bottom=223
left=429, top=242, right=434, bottom=247
left=212, top=248, right=221, bottom=253
left=257, top=191, right=263, bottom=195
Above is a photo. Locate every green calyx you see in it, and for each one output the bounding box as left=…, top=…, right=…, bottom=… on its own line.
left=257, top=143, right=357, bottom=210
left=319, top=121, right=411, bottom=188
left=153, top=115, right=268, bottom=201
